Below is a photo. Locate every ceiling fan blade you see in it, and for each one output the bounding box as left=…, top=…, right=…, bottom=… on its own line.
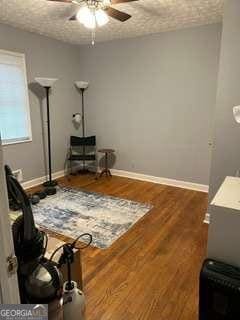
left=105, top=7, right=131, bottom=22
left=111, top=0, right=138, bottom=4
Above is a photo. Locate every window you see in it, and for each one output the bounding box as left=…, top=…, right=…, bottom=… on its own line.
left=0, top=50, right=32, bottom=145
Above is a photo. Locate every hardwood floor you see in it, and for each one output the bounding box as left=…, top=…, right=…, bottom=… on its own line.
left=33, top=174, right=209, bottom=320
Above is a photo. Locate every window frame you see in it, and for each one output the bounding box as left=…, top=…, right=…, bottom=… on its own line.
left=0, top=49, right=32, bottom=146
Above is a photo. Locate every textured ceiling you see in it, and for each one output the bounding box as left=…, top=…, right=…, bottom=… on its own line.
left=0, top=0, right=223, bottom=45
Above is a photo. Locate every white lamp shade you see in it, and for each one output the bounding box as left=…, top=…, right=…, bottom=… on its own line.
left=76, top=6, right=96, bottom=29
left=75, top=81, right=89, bottom=89
left=73, top=113, right=82, bottom=124
left=35, top=77, right=58, bottom=87
left=95, top=9, right=109, bottom=26
left=233, top=106, right=240, bottom=123
left=77, top=6, right=92, bottom=24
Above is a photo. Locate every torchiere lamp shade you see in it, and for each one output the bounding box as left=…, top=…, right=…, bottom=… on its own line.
left=75, top=81, right=89, bottom=90
left=35, top=77, right=58, bottom=88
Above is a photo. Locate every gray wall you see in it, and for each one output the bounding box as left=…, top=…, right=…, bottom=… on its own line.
left=0, top=22, right=222, bottom=185
left=208, top=0, right=240, bottom=201
left=79, top=24, right=221, bottom=185
left=0, top=23, right=81, bottom=181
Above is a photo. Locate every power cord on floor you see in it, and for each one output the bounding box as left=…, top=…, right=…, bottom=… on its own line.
left=49, top=233, right=92, bottom=262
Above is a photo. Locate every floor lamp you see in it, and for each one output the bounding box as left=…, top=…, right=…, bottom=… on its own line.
left=35, top=77, right=58, bottom=195
left=74, top=81, right=89, bottom=173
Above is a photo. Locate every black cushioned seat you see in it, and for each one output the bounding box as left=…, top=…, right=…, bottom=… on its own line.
left=68, top=135, right=96, bottom=174
left=68, top=154, right=96, bottom=161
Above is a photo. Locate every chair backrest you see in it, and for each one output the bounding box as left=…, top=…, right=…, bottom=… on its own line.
left=70, top=135, right=96, bottom=147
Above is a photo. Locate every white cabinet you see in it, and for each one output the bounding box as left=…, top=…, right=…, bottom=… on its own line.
left=208, top=176, right=240, bottom=268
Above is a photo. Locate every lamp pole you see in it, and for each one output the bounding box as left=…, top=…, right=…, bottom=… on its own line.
left=74, top=81, right=89, bottom=174
left=35, top=77, right=58, bottom=195
left=81, top=88, right=85, bottom=138
left=81, top=88, right=86, bottom=171
left=44, top=86, right=55, bottom=187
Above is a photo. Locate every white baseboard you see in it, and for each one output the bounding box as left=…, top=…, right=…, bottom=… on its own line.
left=21, top=167, right=209, bottom=194
left=111, top=169, right=209, bottom=193
left=22, top=170, right=65, bottom=190
left=204, top=212, right=210, bottom=224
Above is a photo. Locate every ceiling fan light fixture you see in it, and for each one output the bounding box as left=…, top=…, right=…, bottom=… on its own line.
left=95, top=9, right=109, bottom=26
left=102, top=0, right=111, bottom=6
left=76, top=6, right=96, bottom=28
left=76, top=3, right=109, bottom=29
left=83, top=13, right=96, bottom=29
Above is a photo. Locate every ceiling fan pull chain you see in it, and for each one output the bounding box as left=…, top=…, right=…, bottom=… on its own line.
left=91, top=29, right=96, bottom=45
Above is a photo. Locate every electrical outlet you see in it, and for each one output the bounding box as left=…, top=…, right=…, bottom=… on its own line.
left=13, top=169, right=23, bottom=182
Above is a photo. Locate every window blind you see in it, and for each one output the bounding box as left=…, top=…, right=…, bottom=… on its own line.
left=0, top=50, right=32, bottom=145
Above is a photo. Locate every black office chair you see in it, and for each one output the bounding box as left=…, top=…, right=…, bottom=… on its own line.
left=68, top=135, right=96, bottom=174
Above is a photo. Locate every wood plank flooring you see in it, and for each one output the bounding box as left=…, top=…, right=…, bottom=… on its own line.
left=31, top=174, right=209, bottom=320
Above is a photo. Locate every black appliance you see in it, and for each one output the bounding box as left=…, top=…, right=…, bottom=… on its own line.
left=199, top=259, right=240, bottom=320
left=5, top=165, right=62, bottom=303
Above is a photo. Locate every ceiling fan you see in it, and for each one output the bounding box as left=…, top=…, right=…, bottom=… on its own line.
left=48, top=0, right=138, bottom=28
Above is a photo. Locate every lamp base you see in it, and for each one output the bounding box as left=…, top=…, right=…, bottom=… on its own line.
left=43, top=180, right=58, bottom=187
left=44, top=186, right=57, bottom=196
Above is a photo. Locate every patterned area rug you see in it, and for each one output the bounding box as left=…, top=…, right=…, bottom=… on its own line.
left=31, top=187, right=152, bottom=249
